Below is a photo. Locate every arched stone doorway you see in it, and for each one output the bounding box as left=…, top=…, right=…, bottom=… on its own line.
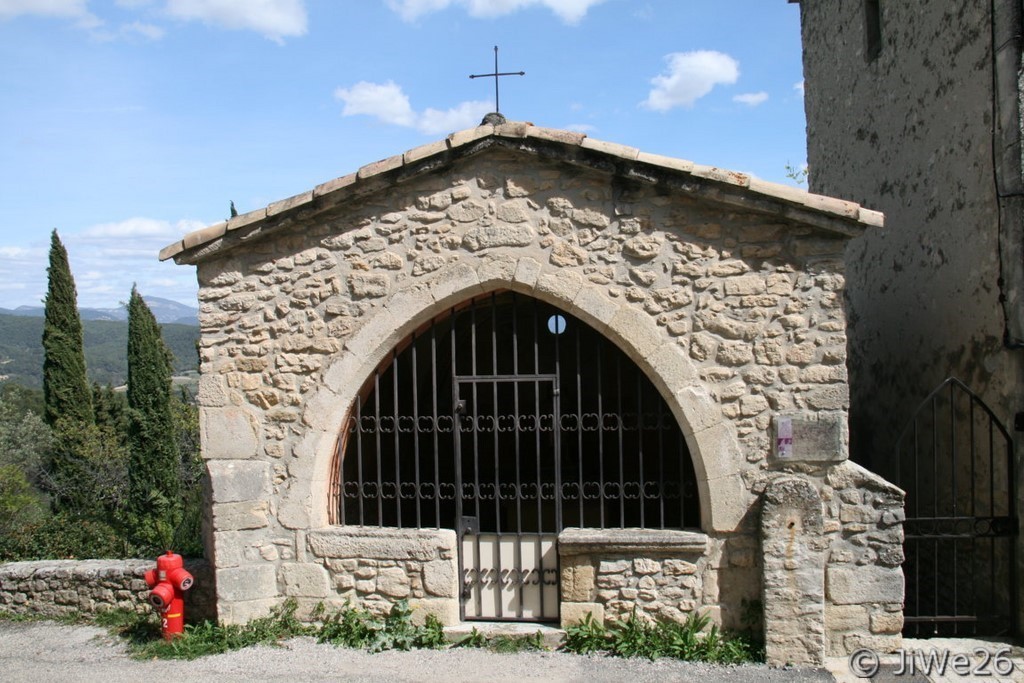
left=332, top=290, right=699, bottom=621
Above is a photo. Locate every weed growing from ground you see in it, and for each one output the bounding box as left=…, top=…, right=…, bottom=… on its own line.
left=562, top=609, right=760, bottom=663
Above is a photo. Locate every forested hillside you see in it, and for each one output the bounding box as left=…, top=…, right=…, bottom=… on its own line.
left=0, top=313, right=199, bottom=388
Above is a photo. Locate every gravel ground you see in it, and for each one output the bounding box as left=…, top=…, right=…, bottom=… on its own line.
left=0, top=620, right=834, bottom=683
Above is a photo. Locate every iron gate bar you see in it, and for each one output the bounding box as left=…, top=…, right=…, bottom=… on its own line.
left=338, top=290, right=700, bottom=617
left=892, top=377, right=1017, bottom=637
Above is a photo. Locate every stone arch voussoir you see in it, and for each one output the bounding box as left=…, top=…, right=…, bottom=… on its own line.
left=304, top=257, right=749, bottom=532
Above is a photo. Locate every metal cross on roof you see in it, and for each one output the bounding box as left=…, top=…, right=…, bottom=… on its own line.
left=469, top=46, right=524, bottom=114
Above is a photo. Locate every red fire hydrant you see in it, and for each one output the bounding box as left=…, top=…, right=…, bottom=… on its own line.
left=144, top=551, right=195, bottom=640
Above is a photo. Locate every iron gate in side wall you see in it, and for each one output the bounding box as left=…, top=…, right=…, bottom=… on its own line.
left=334, top=291, right=701, bottom=623
left=892, top=377, right=1017, bottom=637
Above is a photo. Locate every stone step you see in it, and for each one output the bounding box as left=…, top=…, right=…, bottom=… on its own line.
left=443, top=621, right=566, bottom=650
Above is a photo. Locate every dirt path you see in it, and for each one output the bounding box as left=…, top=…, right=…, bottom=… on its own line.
left=0, top=620, right=833, bottom=682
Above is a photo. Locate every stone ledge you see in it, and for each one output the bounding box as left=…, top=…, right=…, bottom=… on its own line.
left=308, top=526, right=456, bottom=561
left=557, top=527, right=708, bottom=556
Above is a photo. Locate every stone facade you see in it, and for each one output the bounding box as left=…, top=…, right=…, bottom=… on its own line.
left=0, top=559, right=215, bottom=621
left=795, top=0, right=1023, bottom=633
left=795, top=0, right=1024, bottom=476
left=162, top=121, right=902, bottom=664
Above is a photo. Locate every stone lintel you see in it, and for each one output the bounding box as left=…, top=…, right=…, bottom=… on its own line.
left=308, top=526, right=456, bottom=561
left=557, top=527, right=708, bottom=556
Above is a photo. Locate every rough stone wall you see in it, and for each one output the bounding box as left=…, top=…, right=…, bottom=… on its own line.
left=797, top=0, right=1024, bottom=474
left=821, top=462, right=905, bottom=656
left=191, top=146, right=859, bottom=630
left=302, top=527, right=458, bottom=625
left=558, top=528, right=749, bottom=630
left=0, top=559, right=215, bottom=622
left=757, top=461, right=904, bottom=664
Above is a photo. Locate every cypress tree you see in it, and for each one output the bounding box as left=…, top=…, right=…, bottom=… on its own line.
left=126, top=286, right=180, bottom=550
left=42, top=229, right=92, bottom=428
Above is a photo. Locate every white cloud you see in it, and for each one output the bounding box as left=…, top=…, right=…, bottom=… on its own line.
left=164, top=0, right=307, bottom=43
left=733, top=91, right=768, bottom=107
left=0, top=0, right=100, bottom=27
left=418, top=101, right=492, bottom=135
left=387, top=0, right=605, bottom=24
left=793, top=80, right=805, bottom=95
left=335, top=81, right=416, bottom=127
left=336, top=80, right=490, bottom=135
left=642, top=50, right=739, bottom=112
left=122, top=20, right=164, bottom=39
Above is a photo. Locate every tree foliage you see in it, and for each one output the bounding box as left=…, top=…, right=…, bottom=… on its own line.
left=42, top=229, right=93, bottom=428
left=126, top=286, right=182, bottom=550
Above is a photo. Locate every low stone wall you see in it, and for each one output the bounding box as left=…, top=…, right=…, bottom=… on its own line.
left=0, top=558, right=215, bottom=622
left=558, top=528, right=715, bottom=628
left=822, top=462, right=905, bottom=655
left=303, top=527, right=459, bottom=625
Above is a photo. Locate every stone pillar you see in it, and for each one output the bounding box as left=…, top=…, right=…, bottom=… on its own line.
left=761, top=475, right=827, bottom=666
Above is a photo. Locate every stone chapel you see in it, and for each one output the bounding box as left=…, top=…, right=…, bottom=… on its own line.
left=161, top=118, right=904, bottom=665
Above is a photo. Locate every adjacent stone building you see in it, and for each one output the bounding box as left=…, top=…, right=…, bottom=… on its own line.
left=161, top=119, right=903, bottom=665
left=794, top=0, right=1021, bottom=636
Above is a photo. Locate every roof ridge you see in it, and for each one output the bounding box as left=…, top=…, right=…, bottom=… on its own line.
left=160, top=122, right=883, bottom=263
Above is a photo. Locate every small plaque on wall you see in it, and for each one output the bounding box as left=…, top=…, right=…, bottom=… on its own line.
left=771, top=414, right=846, bottom=463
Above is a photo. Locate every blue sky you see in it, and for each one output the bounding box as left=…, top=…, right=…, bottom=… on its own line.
left=0, top=0, right=807, bottom=310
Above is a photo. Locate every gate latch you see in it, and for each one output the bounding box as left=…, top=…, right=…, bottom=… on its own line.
left=460, top=516, right=478, bottom=535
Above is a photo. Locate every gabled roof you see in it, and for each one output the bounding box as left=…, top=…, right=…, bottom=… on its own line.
left=160, top=120, right=883, bottom=265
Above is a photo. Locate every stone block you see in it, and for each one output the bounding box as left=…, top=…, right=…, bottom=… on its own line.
left=826, top=566, right=904, bottom=605
left=608, top=306, right=662, bottom=364
left=825, top=604, right=868, bottom=632
left=869, top=609, right=904, bottom=634
left=220, top=597, right=281, bottom=625
left=535, top=269, right=583, bottom=306
left=217, top=564, right=278, bottom=603
left=430, top=262, right=482, bottom=305
left=207, top=461, right=270, bottom=504
left=422, top=559, right=457, bottom=598
left=561, top=560, right=596, bottom=602
left=560, top=601, right=605, bottom=628
left=280, top=563, right=330, bottom=598
left=572, top=285, right=618, bottom=329
left=513, top=256, right=542, bottom=289
left=771, top=414, right=846, bottom=463
left=212, top=500, right=269, bottom=531
left=308, top=527, right=456, bottom=562
left=201, top=407, right=259, bottom=459
left=377, top=567, right=411, bottom=598
left=409, top=597, right=460, bottom=626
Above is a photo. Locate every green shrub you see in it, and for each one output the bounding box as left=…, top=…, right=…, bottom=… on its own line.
left=0, top=511, right=132, bottom=561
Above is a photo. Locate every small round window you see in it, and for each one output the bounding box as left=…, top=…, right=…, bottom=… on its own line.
left=547, top=314, right=567, bottom=335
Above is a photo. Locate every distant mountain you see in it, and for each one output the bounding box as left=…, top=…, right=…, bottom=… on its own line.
left=0, top=296, right=198, bottom=326
left=0, top=313, right=200, bottom=389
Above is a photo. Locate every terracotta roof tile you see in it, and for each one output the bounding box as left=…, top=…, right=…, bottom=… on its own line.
left=162, top=120, right=884, bottom=263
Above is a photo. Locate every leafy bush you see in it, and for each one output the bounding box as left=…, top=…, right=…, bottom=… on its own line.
left=0, top=511, right=133, bottom=561
left=562, top=609, right=760, bottom=663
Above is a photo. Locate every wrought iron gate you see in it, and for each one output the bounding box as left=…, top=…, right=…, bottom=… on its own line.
left=455, top=376, right=560, bottom=621
left=335, top=291, right=700, bottom=622
left=892, top=377, right=1017, bottom=637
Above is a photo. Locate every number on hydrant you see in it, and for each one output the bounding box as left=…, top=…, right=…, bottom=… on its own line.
left=144, top=551, right=194, bottom=640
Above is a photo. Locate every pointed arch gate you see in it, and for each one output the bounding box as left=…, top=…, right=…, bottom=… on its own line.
left=892, top=377, right=1017, bottom=637
left=331, top=291, right=700, bottom=622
